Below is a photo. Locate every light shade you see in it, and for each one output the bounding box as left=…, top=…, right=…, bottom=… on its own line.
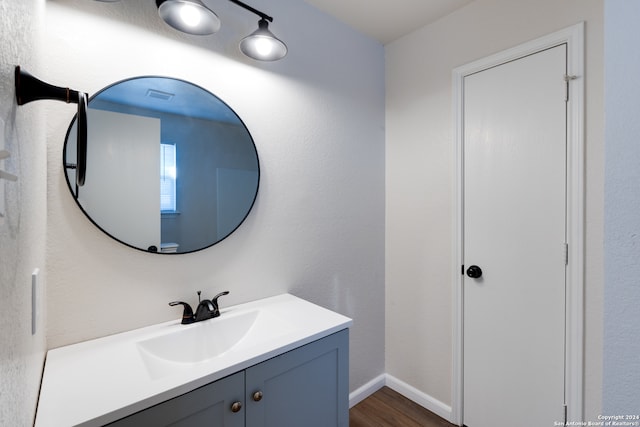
left=157, top=0, right=221, bottom=35
left=239, top=19, right=287, bottom=61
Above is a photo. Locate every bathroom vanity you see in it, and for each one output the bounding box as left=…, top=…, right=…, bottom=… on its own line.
left=35, top=294, right=352, bottom=427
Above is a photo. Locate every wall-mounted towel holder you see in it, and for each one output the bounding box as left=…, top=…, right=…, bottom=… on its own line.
left=14, top=66, right=88, bottom=186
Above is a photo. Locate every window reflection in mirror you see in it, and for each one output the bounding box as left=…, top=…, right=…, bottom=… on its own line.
left=160, top=142, right=177, bottom=213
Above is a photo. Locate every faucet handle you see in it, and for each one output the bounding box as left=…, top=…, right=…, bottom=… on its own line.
left=211, top=291, right=230, bottom=316
left=169, top=301, right=195, bottom=324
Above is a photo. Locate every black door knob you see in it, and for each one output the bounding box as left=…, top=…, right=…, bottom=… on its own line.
left=466, top=265, right=483, bottom=279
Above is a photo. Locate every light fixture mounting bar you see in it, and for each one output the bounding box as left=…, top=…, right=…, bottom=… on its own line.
left=227, top=0, right=273, bottom=22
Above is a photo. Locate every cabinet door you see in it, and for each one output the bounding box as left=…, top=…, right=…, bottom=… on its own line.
left=107, top=371, right=245, bottom=427
left=245, top=330, right=349, bottom=427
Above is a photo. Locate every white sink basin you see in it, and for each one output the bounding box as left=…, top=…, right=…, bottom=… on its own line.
left=137, top=310, right=259, bottom=364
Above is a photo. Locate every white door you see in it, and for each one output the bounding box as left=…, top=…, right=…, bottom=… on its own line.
left=462, top=45, right=567, bottom=426
left=68, top=109, right=161, bottom=250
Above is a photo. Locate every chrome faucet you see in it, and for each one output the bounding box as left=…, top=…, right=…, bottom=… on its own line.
left=169, top=290, right=230, bottom=325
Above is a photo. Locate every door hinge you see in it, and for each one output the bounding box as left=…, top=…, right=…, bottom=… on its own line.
left=564, top=403, right=568, bottom=425
left=564, top=243, right=569, bottom=265
left=564, top=75, right=577, bottom=102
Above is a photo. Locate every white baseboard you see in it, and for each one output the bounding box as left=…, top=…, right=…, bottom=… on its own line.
left=385, top=374, right=452, bottom=422
left=349, top=374, right=385, bottom=408
left=349, top=374, right=453, bottom=423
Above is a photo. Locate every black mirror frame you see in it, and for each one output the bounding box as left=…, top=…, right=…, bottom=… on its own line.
left=62, top=75, right=260, bottom=255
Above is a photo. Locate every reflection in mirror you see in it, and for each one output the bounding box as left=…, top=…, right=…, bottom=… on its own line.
left=64, top=77, right=259, bottom=254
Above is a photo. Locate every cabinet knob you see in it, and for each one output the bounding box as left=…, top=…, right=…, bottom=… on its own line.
left=230, top=401, right=242, bottom=413
left=252, top=391, right=263, bottom=402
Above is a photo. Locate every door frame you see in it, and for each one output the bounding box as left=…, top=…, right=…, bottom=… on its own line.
left=451, top=23, right=584, bottom=426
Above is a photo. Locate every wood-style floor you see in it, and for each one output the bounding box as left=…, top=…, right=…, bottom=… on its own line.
left=349, top=387, right=456, bottom=427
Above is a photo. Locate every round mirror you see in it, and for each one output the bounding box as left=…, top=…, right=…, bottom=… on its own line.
left=63, top=76, right=260, bottom=254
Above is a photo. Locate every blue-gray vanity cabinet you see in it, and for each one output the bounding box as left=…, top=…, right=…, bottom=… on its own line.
left=107, top=329, right=348, bottom=427
left=245, top=329, right=349, bottom=427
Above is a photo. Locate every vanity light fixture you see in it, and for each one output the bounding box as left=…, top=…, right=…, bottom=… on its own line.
left=239, top=17, right=287, bottom=61
left=94, top=0, right=287, bottom=61
left=228, top=0, right=287, bottom=61
left=156, top=0, right=221, bottom=35
left=154, top=0, right=287, bottom=61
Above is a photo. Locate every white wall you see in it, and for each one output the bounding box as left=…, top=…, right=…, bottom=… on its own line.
left=385, top=0, right=604, bottom=420
left=0, top=0, right=48, bottom=424
left=43, top=0, right=385, bottom=394
left=603, top=0, right=640, bottom=414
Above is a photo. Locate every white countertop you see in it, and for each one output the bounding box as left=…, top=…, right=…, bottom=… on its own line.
left=35, top=294, right=352, bottom=427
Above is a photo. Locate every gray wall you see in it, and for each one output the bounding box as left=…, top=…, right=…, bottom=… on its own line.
left=603, top=0, right=640, bottom=414
left=0, top=1, right=48, bottom=424
left=43, top=0, right=385, bottom=396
